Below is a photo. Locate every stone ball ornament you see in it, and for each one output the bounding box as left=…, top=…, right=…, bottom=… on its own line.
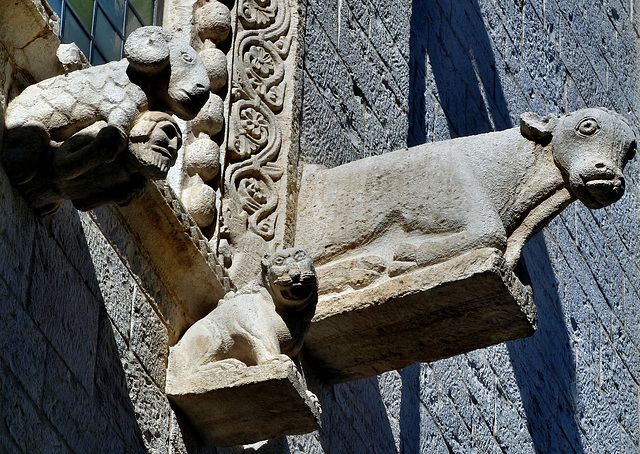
left=185, top=136, right=221, bottom=181
left=200, top=46, right=228, bottom=92
left=195, top=0, right=231, bottom=44
left=1, top=26, right=210, bottom=216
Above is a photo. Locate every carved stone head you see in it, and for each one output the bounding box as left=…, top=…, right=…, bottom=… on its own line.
left=127, top=111, right=182, bottom=180
left=261, top=248, right=318, bottom=312
left=125, top=26, right=210, bottom=120
left=521, top=108, right=637, bottom=209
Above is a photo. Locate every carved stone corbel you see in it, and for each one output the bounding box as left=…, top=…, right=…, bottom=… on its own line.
left=2, top=26, right=210, bottom=215
left=166, top=248, right=321, bottom=446
left=295, top=108, right=636, bottom=383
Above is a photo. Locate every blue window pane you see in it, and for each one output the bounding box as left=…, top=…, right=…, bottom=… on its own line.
left=67, top=0, right=94, bottom=31
left=97, top=0, right=125, bottom=33
left=129, top=0, right=154, bottom=25
left=125, top=5, right=143, bottom=39
left=48, top=0, right=62, bottom=17
left=91, top=47, right=107, bottom=65
left=94, top=7, right=123, bottom=61
left=61, top=10, right=91, bottom=58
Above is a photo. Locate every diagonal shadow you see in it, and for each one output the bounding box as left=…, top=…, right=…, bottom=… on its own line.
left=408, top=0, right=512, bottom=147
left=506, top=234, right=585, bottom=453
left=405, top=1, right=584, bottom=452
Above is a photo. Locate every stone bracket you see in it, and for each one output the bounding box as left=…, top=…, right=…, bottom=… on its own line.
left=116, top=181, right=231, bottom=340
left=303, top=248, right=537, bottom=384
left=167, top=360, right=321, bottom=446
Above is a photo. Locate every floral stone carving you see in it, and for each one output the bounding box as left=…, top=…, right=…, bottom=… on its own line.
left=221, top=0, right=303, bottom=286
left=166, top=248, right=320, bottom=446
left=2, top=26, right=210, bottom=215
left=295, top=108, right=636, bottom=382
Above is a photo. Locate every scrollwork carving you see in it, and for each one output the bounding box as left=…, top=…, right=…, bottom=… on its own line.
left=224, top=0, right=293, bottom=242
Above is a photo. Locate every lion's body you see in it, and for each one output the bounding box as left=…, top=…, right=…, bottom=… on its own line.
left=168, top=249, right=318, bottom=377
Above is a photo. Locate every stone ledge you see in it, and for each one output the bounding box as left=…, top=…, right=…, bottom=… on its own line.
left=303, top=248, right=537, bottom=384
left=167, top=361, right=321, bottom=447
left=115, top=181, right=231, bottom=341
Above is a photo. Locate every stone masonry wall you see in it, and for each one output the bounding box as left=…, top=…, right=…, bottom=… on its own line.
left=0, top=5, right=199, bottom=451
left=287, top=0, right=640, bottom=453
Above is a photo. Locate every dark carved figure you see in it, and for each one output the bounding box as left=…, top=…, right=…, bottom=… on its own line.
left=2, top=26, right=209, bottom=215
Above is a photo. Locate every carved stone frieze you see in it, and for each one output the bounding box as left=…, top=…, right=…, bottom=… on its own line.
left=2, top=26, right=210, bottom=215
left=222, top=0, right=303, bottom=285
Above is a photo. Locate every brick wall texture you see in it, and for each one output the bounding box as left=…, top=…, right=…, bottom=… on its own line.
left=2, top=0, right=640, bottom=453
left=293, top=0, right=640, bottom=453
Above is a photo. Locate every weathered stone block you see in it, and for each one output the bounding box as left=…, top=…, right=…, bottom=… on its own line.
left=167, top=361, right=321, bottom=447
left=116, top=182, right=229, bottom=341
left=131, top=287, right=169, bottom=387
left=303, top=248, right=537, bottom=383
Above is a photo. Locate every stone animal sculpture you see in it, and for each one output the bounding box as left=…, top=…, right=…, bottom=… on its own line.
left=2, top=26, right=209, bottom=215
left=296, top=108, right=636, bottom=287
left=167, top=248, right=318, bottom=383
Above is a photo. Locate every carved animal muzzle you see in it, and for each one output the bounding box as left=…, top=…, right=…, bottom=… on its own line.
left=272, top=271, right=318, bottom=303
left=553, top=108, right=636, bottom=209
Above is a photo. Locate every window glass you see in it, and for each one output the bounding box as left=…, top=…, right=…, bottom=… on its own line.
left=130, top=0, right=154, bottom=25
left=94, top=7, right=123, bottom=61
left=67, top=0, right=95, bottom=31
left=61, top=10, right=91, bottom=58
left=55, top=0, right=157, bottom=63
left=125, top=5, right=143, bottom=39
left=97, top=0, right=125, bottom=33
left=91, top=48, right=107, bottom=66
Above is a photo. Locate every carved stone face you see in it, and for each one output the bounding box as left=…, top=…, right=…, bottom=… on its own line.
left=552, top=108, right=636, bottom=209
left=262, top=248, right=318, bottom=310
left=128, top=112, right=183, bottom=180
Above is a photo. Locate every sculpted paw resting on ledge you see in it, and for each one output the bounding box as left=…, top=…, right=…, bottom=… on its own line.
left=1, top=26, right=209, bottom=215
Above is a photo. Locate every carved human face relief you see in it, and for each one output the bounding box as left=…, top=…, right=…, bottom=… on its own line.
left=129, top=113, right=182, bottom=179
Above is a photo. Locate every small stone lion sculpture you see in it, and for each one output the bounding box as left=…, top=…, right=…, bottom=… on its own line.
left=167, top=248, right=318, bottom=382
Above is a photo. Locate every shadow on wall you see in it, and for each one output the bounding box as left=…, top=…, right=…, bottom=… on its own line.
left=0, top=181, right=147, bottom=452
left=408, top=0, right=512, bottom=146
left=309, top=375, right=398, bottom=453
left=507, top=234, right=585, bottom=453
left=407, top=1, right=583, bottom=451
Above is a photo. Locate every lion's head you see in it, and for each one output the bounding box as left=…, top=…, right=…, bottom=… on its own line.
left=261, top=248, right=318, bottom=313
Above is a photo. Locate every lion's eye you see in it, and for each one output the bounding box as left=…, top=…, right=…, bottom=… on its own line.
left=577, top=118, right=600, bottom=136
left=182, top=52, right=193, bottom=63
left=273, top=256, right=285, bottom=266
left=294, top=250, right=307, bottom=261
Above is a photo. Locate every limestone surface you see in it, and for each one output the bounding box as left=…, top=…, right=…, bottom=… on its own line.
left=2, top=26, right=210, bottom=215
left=303, top=248, right=536, bottom=383
left=167, top=360, right=321, bottom=446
